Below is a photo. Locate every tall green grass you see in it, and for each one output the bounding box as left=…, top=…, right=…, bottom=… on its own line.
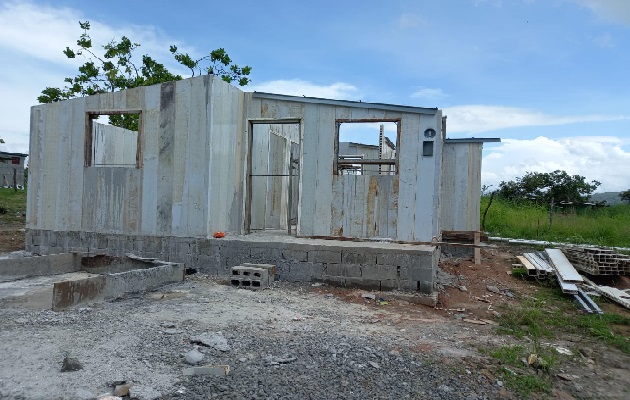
left=481, top=196, right=630, bottom=248
left=0, top=187, right=27, bottom=224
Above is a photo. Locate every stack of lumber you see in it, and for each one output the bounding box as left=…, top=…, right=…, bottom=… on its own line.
left=562, top=247, right=630, bottom=275
left=516, top=248, right=630, bottom=313
left=518, top=252, right=554, bottom=278
left=545, top=248, right=584, bottom=295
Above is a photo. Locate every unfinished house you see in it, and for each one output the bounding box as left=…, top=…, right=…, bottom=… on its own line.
left=26, top=75, right=498, bottom=294
left=0, top=151, right=28, bottom=188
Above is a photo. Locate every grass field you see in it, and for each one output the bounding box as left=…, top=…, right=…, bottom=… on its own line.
left=0, top=187, right=27, bottom=224
left=481, top=196, right=630, bottom=248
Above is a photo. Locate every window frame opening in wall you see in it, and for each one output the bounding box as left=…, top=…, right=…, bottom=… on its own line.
left=85, top=110, right=143, bottom=168
left=334, top=118, right=401, bottom=176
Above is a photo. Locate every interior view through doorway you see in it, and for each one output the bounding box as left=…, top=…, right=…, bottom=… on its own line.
left=247, top=121, right=300, bottom=235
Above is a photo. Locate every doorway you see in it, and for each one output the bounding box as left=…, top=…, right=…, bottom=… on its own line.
left=246, top=121, right=300, bottom=234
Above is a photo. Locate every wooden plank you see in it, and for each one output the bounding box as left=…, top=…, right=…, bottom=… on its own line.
left=473, top=231, right=481, bottom=265
left=516, top=256, right=538, bottom=276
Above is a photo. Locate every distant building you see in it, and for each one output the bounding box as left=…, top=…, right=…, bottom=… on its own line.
left=0, top=151, right=28, bottom=188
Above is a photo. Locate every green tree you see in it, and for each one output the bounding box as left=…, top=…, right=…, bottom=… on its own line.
left=620, top=189, right=630, bottom=203
left=38, top=21, right=251, bottom=129
left=497, top=170, right=600, bottom=204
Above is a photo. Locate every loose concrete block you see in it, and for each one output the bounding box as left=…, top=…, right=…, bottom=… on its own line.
left=342, top=252, right=376, bottom=265
left=231, top=266, right=269, bottom=289
left=308, top=250, right=341, bottom=264
left=242, top=263, right=276, bottom=277
left=281, top=249, right=308, bottom=262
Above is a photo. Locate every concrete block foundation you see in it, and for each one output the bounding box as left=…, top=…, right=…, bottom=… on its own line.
left=25, top=230, right=439, bottom=294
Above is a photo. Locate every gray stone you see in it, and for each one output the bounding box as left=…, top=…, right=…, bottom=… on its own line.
left=113, top=382, right=133, bottom=397
left=128, top=385, right=161, bottom=400
left=486, top=285, right=501, bottom=294
left=185, top=348, right=204, bottom=365
left=61, top=356, right=83, bottom=372
left=191, top=332, right=230, bottom=352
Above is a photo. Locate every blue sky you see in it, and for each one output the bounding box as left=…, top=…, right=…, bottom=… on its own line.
left=1, top=0, right=629, bottom=191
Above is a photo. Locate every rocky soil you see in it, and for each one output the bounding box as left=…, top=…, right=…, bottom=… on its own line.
left=0, top=245, right=628, bottom=400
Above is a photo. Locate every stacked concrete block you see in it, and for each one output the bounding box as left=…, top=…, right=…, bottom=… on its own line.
left=25, top=229, right=439, bottom=294
left=230, top=263, right=276, bottom=289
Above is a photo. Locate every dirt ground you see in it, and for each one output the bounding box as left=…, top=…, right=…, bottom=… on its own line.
left=0, top=220, right=26, bottom=253
left=0, top=225, right=629, bottom=399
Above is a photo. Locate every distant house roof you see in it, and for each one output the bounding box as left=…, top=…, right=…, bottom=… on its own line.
left=444, top=138, right=501, bottom=143
left=0, top=151, right=28, bottom=157
left=251, top=92, right=439, bottom=115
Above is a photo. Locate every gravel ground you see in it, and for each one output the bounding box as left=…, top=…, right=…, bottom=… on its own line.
left=0, top=276, right=510, bottom=400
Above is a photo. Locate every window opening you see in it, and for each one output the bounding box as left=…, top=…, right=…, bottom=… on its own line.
left=335, top=120, right=399, bottom=175
left=85, top=111, right=142, bottom=167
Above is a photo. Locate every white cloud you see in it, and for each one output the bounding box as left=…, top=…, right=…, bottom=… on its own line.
left=444, top=105, right=628, bottom=134
left=0, top=1, right=192, bottom=154
left=410, top=87, right=448, bottom=101
left=398, top=13, right=427, bottom=29
left=575, top=0, right=630, bottom=25
left=482, top=136, right=630, bottom=192
left=593, top=33, right=614, bottom=48
left=250, top=79, right=360, bottom=100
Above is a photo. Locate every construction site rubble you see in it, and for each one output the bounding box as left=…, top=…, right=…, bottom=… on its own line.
left=516, top=246, right=630, bottom=312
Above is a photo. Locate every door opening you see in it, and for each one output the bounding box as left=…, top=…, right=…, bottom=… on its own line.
left=246, top=121, right=300, bottom=235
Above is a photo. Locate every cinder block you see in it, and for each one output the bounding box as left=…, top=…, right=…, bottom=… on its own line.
left=308, top=250, right=341, bottom=264
left=242, top=263, right=276, bottom=276
left=250, top=247, right=282, bottom=261
left=345, top=277, right=382, bottom=290
left=417, top=280, right=433, bottom=294
left=380, top=279, right=399, bottom=291
left=324, top=263, right=346, bottom=277
left=321, top=275, right=346, bottom=286
left=345, top=264, right=363, bottom=278
left=342, top=252, right=376, bottom=265
left=409, top=267, right=435, bottom=283
left=361, top=265, right=398, bottom=280
left=284, top=262, right=316, bottom=282
left=230, top=266, right=270, bottom=289
left=281, top=249, right=308, bottom=262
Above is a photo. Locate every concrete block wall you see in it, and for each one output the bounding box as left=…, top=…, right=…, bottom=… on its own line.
left=25, top=229, right=438, bottom=293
